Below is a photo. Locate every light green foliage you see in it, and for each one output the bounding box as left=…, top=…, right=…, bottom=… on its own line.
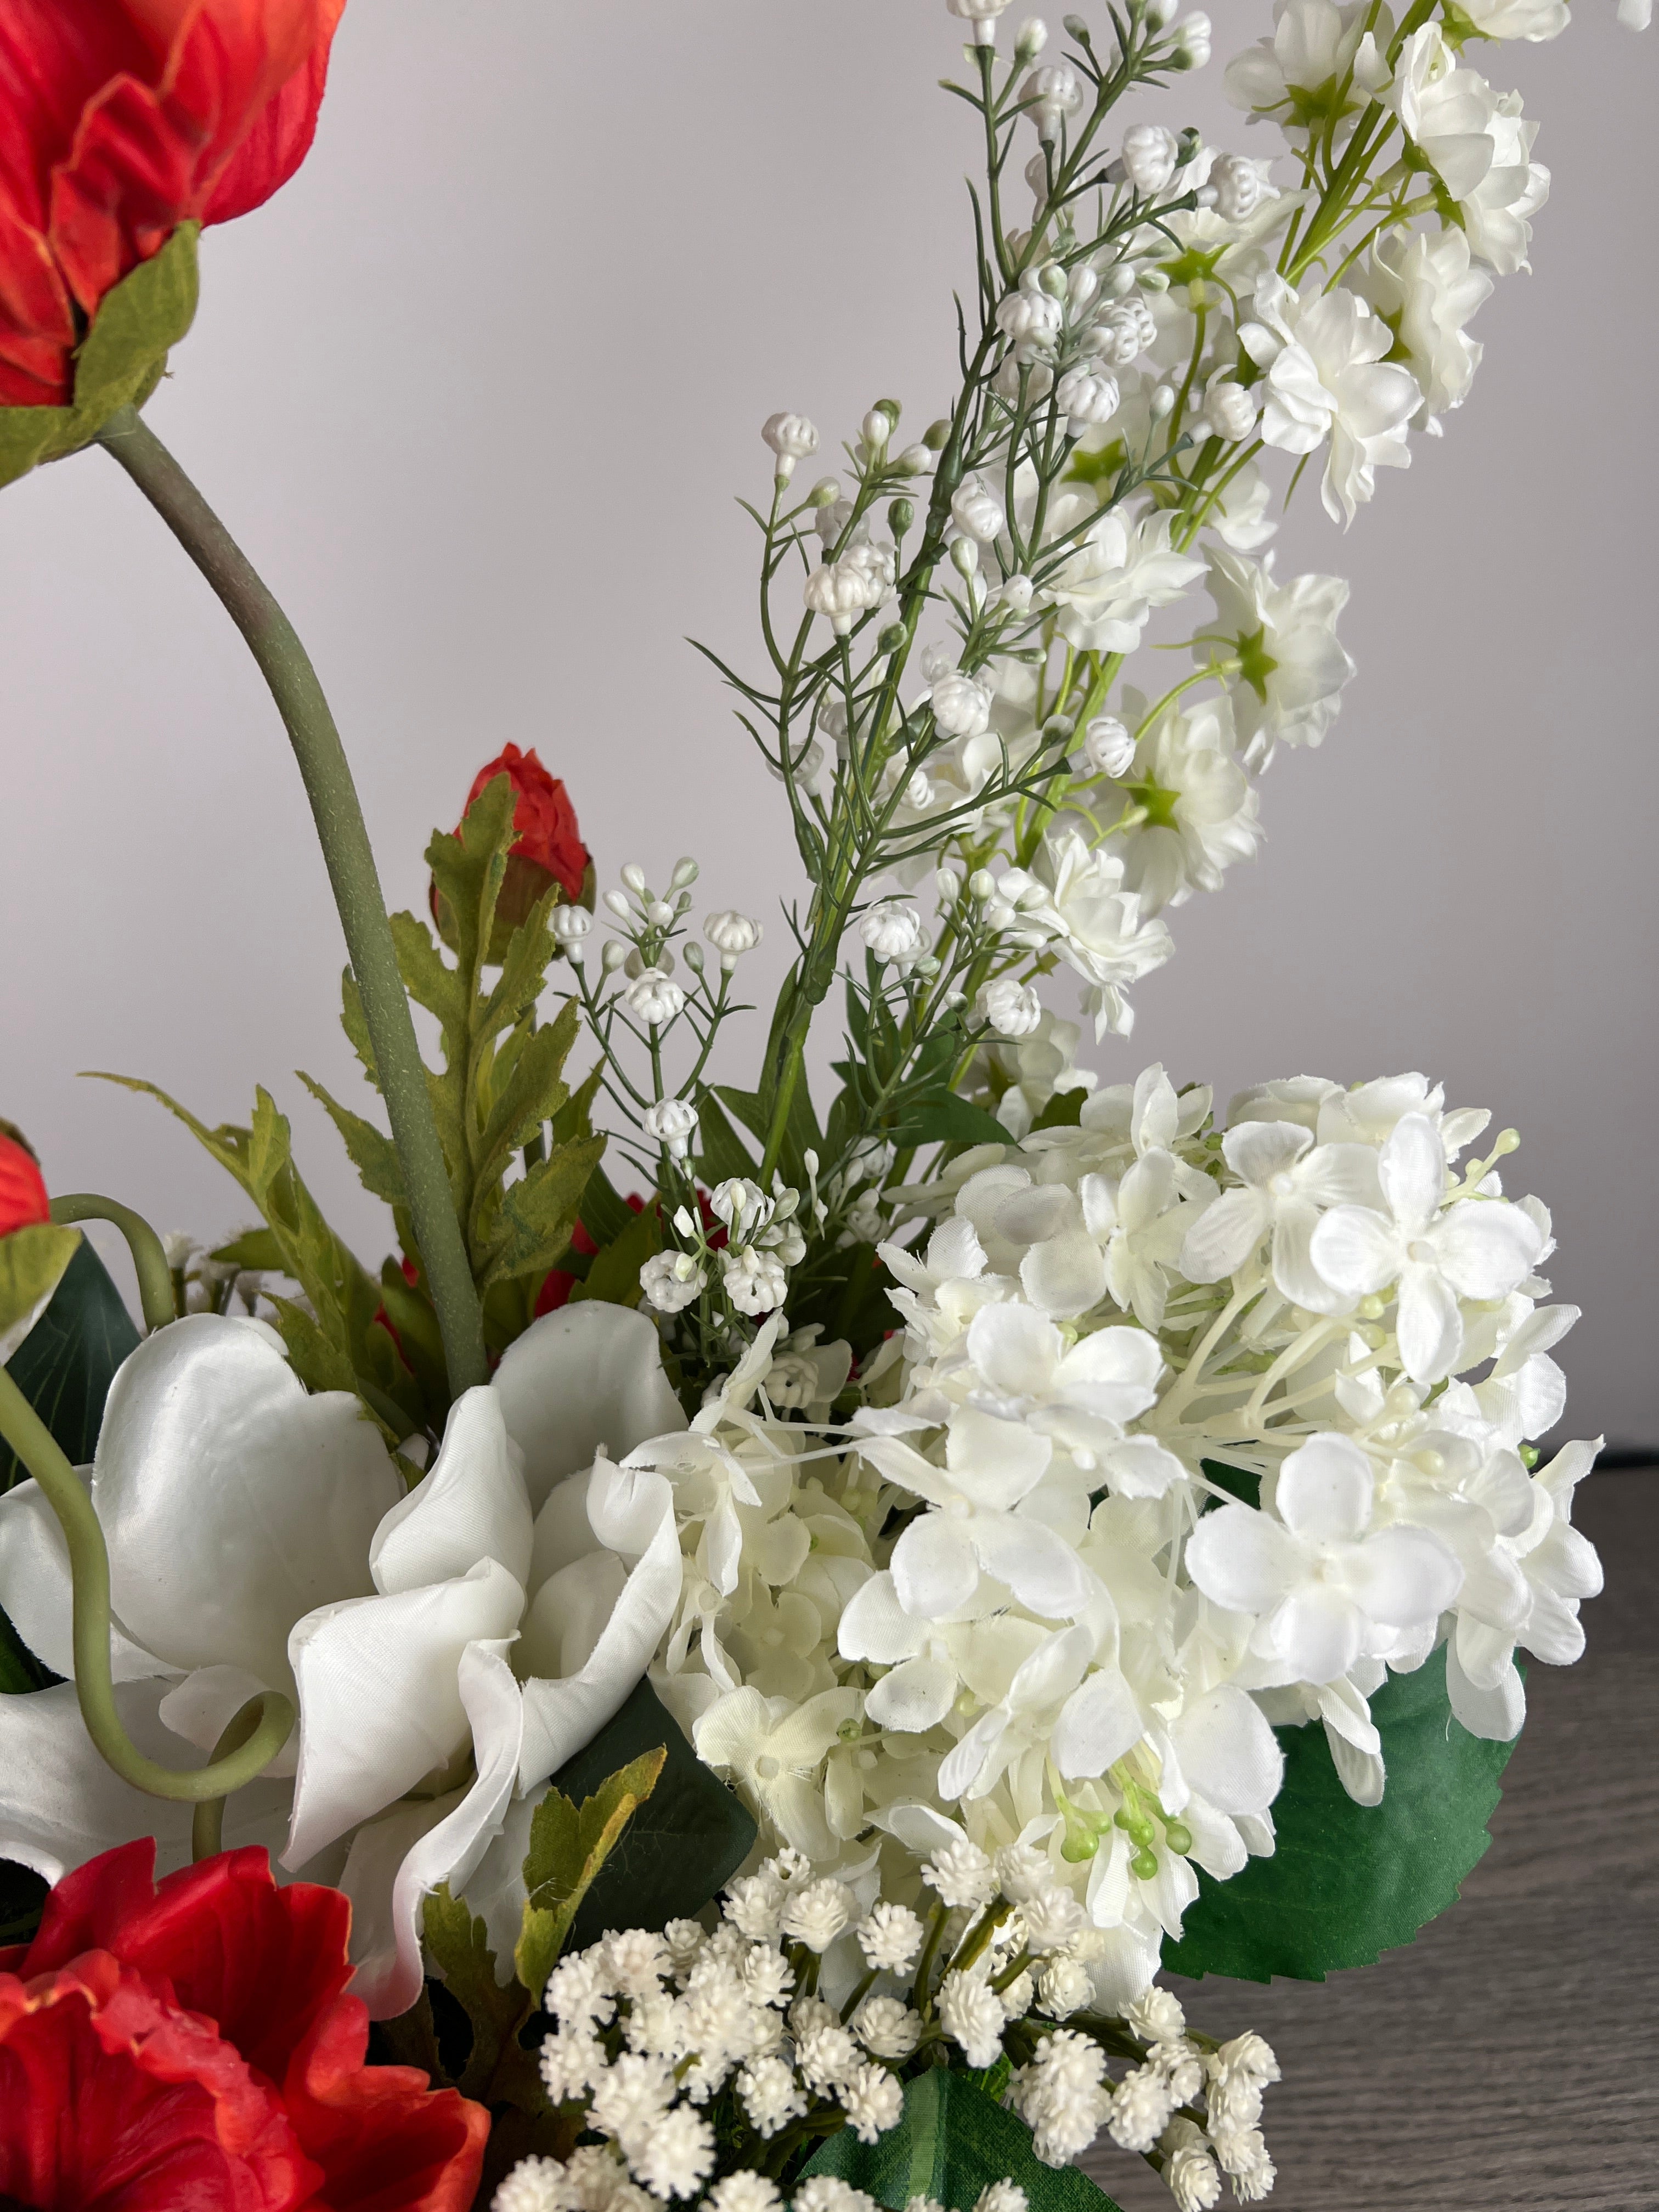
left=515, top=1745, right=667, bottom=2002
left=0, top=225, right=200, bottom=491
left=0, top=1224, right=82, bottom=1345
left=801, top=2068, right=1124, bottom=2212
left=421, top=1883, right=552, bottom=2116
left=1165, top=1647, right=1517, bottom=1982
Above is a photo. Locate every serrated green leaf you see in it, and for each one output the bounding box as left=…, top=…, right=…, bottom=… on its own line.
left=421, top=1883, right=549, bottom=2115
left=0, top=1223, right=81, bottom=1341
left=570, top=1196, right=659, bottom=1310
left=542, top=1679, right=758, bottom=1955
left=298, top=1073, right=408, bottom=1209
left=800, top=2066, right=1124, bottom=2212
left=1164, top=1646, right=1516, bottom=1983
left=483, top=1135, right=606, bottom=1291
left=475, top=1001, right=580, bottom=1201
left=515, top=1745, right=667, bottom=2001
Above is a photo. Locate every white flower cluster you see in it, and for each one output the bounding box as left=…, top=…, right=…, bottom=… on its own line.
left=495, top=1843, right=1277, bottom=2212
left=653, top=1068, right=1599, bottom=2017
left=644, top=1178, right=809, bottom=1323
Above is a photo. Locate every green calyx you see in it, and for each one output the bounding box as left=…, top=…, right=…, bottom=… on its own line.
left=1122, top=776, right=1182, bottom=831
left=1234, top=624, right=1281, bottom=704
left=0, top=225, right=200, bottom=494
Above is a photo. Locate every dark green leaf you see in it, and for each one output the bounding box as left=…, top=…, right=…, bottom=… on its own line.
left=1164, top=1646, right=1517, bottom=1983
left=580, top=1165, right=641, bottom=1249
left=543, top=1678, right=758, bottom=1954
left=208, top=1227, right=286, bottom=1272
left=421, top=1883, right=549, bottom=2115
left=890, top=1091, right=1012, bottom=1151
left=800, top=2067, right=1124, bottom=2212
left=1032, top=1088, right=1086, bottom=1131
left=693, top=1087, right=758, bottom=1186
left=1, top=1238, right=140, bottom=1494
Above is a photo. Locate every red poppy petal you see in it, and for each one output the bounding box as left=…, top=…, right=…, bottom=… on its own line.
left=0, top=200, right=76, bottom=403
left=0, top=0, right=154, bottom=232
left=204, top=0, right=345, bottom=224
left=283, top=1994, right=489, bottom=2212
left=0, top=1955, right=318, bottom=2211
left=18, top=1836, right=159, bottom=1974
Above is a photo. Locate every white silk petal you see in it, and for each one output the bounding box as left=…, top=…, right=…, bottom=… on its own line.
left=1098, top=1436, right=1186, bottom=1499
left=1221, top=1120, right=1311, bottom=1186
left=1170, top=1684, right=1284, bottom=1817
left=341, top=1638, right=524, bottom=2018
left=1020, top=1228, right=1108, bottom=1320
left=93, top=1316, right=400, bottom=1692
left=945, top=1406, right=1053, bottom=1511
left=1276, top=1434, right=1374, bottom=1542
left=1179, top=1188, right=1269, bottom=1284
left=518, top=1553, right=628, bottom=1679
left=890, top=1515, right=979, bottom=1620
left=1378, top=1115, right=1446, bottom=1236
left=0, top=1678, right=293, bottom=1884
left=516, top=1471, right=683, bottom=1795
left=492, top=1305, right=686, bottom=1513
left=1446, top=1637, right=1526, bottom=1740
left=1396, top=1262, right=1464, bottom=1385
left=371, top=1387, right=533, bottom=1595
left=1269, top=1585, right=1363, bottom=1685
left=0, top=1475, right=164, bottom=1685
left=1185, top=1503, right=1304, bottom=1614
left=866, top=1656, right=959, bottom=1733
left=1431, top=1201, right=1543, bottom=1300
left=1052, top=1667, right=1145, bottom=1780
left=971, top=1513, right=1094, bottom=1620
left=1308, top=1205, right=1400, bottom=1299
left=284, top=1558, right=526, bottom=1867
left=838, top=1572, right=928, bottom=1666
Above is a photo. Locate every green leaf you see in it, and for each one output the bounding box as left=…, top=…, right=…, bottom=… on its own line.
left=297, top=1073, right=408, bottom=1209
left=208, top=1227, right=286, bottom=1272
left=421, top=1883, right=549, bottom=2115
left=483, top=1135, right=606, bottom=1292
left=889, top=1091, right=1012, bottom=1151
left=0, top=1223, right=82, bottom=1342
left=1, top=1238, right=140, bottom=1496
left=539, top=1678, right=758, bottom=1955
left=0, top=224, right=200, bottom=493
left=692, top=1087, right=758, bottom=1185
left=1031, top=1088, right=1086, bottom=1132
left=515, top=1745, right=667, bottom=2001
left=570, top=1197, right=660, bottom=1310
left=579, top=1165, right=641, bottom=1249
left=1164, top=1646, right=1517, bottom=1983
left=800, top=2067, right=1124, bottom=2212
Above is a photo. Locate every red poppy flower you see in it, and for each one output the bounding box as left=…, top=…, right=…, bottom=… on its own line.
left=464, top=743, right=591, bottom=905
left=0, top=1839, right=488, bottom=2210
left=0, top=1129, right=50, bottom=1238
left=0, top=0, right=348, bottom=407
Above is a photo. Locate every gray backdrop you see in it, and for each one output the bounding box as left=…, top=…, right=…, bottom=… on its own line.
left=3, top=4, right=1654, bottom=1442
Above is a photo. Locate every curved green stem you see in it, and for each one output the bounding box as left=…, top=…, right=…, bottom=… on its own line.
left=0, top=1365, right=293, bottom=1802
left=94, top=405, right=488, bottom=1396
left=49, top=1194, right=176, bottom=1334
left=191, top=1695, right=269, bottom=1860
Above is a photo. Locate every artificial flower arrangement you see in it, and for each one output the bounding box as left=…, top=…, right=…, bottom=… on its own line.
left=0, top=1, right=1638, bottom=2207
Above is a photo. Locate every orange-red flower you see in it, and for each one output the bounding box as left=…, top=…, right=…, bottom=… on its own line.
left=0, top=1839, right=488, bottom=2210
left=464, top=743, right=591, bottom=905
left=0, top=1128, right=50, bottom=1238
left=0, top=0, right=347, bottom=406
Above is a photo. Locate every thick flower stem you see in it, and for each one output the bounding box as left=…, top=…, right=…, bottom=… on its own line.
left=94, top=405, right=488, bottom=1396
left=49, top=1193, right=176, bottom=1332
left=0, top=1364, right=294, bottom=1801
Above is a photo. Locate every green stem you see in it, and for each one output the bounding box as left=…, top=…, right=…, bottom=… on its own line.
left=94, top=406, right=488, bottom=1396
left=0, top=1365, right=294, bottom=1801
left=190, top=1694, right=269, bottom=1860
left=49, top=1194, right=175, bottom=1334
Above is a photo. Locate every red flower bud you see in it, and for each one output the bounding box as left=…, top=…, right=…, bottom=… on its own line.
left=434, top=744, right=594, bottom=960
left=0, top=1130, right=49, bottom=1239
left=0, top=0, right=347, bottom=407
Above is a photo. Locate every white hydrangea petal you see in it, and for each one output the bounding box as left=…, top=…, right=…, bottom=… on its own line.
left=1378, top=1114, right=1446, bottom=1234
left=945, top=1407, right=1053, bottom=1509
left=1308, top=1204, right=1399, bottom=1298
left=1180, top=1188, right=1269, bottom=1283
left=492, top=1304, right=686, bottom=1513
left=1052, top=1666, right=1145, bottom=1779
left=891, top=1514, right=980, bottom=1617
left=1431, top=1201, right=1543, bottom=1300
left=970, top=1513, right=1094, bottom=1618
left=1268, top=1584, right=1364, bottom=1684
left=285, top=1557, right=526, bottom=1866
left=1221, top=1120, right=1312, bottom=1187
left=838, top=1572, right=928, bottom=1665
left=1396, top=1261, right=1464, bottom=1384
left=865, top=1656, right=958, bottom=1733
left=93, top=1316, right=400, bottom=1692
left=1020, top=1229, right=1108, bottom=1319
left=371, top=1386, right=534, bottom=1595
left=1270, top=1198, right=1340, bottom=1312
left=1446, top=1637, right=1526, bottom=1740
left=1170, top=1685, right=1284, bottom=1817
left=1186, top=1503, right=1304, bottom=1613
left=966, top=1302, right=1062, bottom=1400
left=1274, top=1434, right=1374, bottom=1541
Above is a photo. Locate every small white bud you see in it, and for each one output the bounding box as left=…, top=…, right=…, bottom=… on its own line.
left=951, top=473, right=1006, bottom=545
left=620, top=862, right=648, bottom=895
left=1015, top=16, right=1048, bottom=60
left=1081, top=715, right=1137, bottom=779
left=1149, top=383, right=1176, bottom=419
left=936, top=868, right=961, bottom=906
left=1119, top=122, right=1181, bottom=196
left=1054, top=365, right=1120, bottom=428
left=1000, top=573, right=1035, bottom=613
left=684, top=940, right=706, bottom=973
left=862, top=407, right=895, bottom=454
left=950, top=537, right=980, bottom=579
left=669, top=855, right=699, bottom=890
left=646, top=899, right=674, bottom=927
left=968, top=869, right=997, bottom=901
left=1068, top=264, right=1099, bottom=309
left=808, top=476, right=841, bottom=508
left=947, top=0, right=1014, bottom=44
left=644, top=1096, right=700, bottom=1162
left=600, top=939, right=629, bottom=973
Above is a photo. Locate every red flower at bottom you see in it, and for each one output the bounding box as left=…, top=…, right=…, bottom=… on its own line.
left=0, top=1130, right=50, bottom=1238
left=0, top=1841, right=486, bottom=2211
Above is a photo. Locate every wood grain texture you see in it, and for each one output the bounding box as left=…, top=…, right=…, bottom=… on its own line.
left=1081, top=1472, right=1659, bottom=2211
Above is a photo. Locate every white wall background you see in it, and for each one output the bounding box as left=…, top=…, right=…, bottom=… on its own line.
left=2, top=4, right=1654, bottom=1440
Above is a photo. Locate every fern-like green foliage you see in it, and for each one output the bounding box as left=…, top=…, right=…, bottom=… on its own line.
left=93, top=775, right=606, bottom=1437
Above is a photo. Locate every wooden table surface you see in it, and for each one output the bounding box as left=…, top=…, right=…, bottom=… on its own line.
left=1082, top=1470, right=1658, bottom=2212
